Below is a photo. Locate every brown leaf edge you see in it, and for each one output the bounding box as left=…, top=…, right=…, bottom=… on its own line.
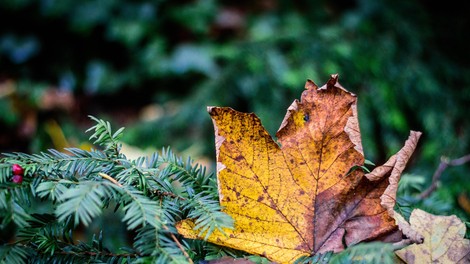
left=365, top=131, right=424, bottom=244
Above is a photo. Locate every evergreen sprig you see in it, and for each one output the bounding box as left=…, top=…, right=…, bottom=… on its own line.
left=0, top=116, right=234, bottom=263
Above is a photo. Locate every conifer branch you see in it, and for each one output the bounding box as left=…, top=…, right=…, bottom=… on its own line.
left=0, top=116, right=233, bottom=263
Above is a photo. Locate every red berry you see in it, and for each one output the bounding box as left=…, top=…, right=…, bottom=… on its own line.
left=12, top=175, right=23, bottom=184
left=12, top=164, right=24, bottom=175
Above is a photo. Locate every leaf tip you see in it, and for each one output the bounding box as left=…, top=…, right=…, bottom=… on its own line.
left=305, top=79, right=318, bottom=90
left=410, top=130, right=423, bottom=138
left=316, top=73, right=357, bottom=97
left=207, top=106, right=216, bottom=114
left=327, top=73, right=339, bottom=88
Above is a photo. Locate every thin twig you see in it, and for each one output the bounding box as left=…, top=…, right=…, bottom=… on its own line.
left=418, top=154, right=470, bottom=200
left=448, top=154, right=470, bottom=166
left=98, top=172, right=123, bottom=187
left=162, top=224, right=194, bottom=264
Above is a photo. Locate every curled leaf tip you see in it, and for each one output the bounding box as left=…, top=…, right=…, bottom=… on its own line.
left=410, top=130, right=423, bottom=139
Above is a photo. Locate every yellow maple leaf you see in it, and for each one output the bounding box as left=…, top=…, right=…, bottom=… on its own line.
left=177, top=74, right=421, bottom=263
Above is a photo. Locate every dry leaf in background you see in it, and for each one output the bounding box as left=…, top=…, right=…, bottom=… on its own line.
left=395, top=209, right=470, bottom=263
left=177, top=75, right=421, bottom=263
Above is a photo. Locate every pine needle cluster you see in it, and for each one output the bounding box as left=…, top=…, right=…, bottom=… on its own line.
left=0, top=116, right=233, bottom=263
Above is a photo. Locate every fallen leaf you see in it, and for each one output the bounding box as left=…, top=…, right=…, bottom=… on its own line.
left=395, top=209, right=470, bottom=263
left=177, top=75, right=420, bottom=263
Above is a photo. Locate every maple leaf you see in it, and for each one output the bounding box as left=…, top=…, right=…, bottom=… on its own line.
left=395, top=209, right=470, bottom=263
left=177, top=74, right=421, bottom=263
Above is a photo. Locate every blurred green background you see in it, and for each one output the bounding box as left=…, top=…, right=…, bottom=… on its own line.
left=1, top=0, right=469, bottom=219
